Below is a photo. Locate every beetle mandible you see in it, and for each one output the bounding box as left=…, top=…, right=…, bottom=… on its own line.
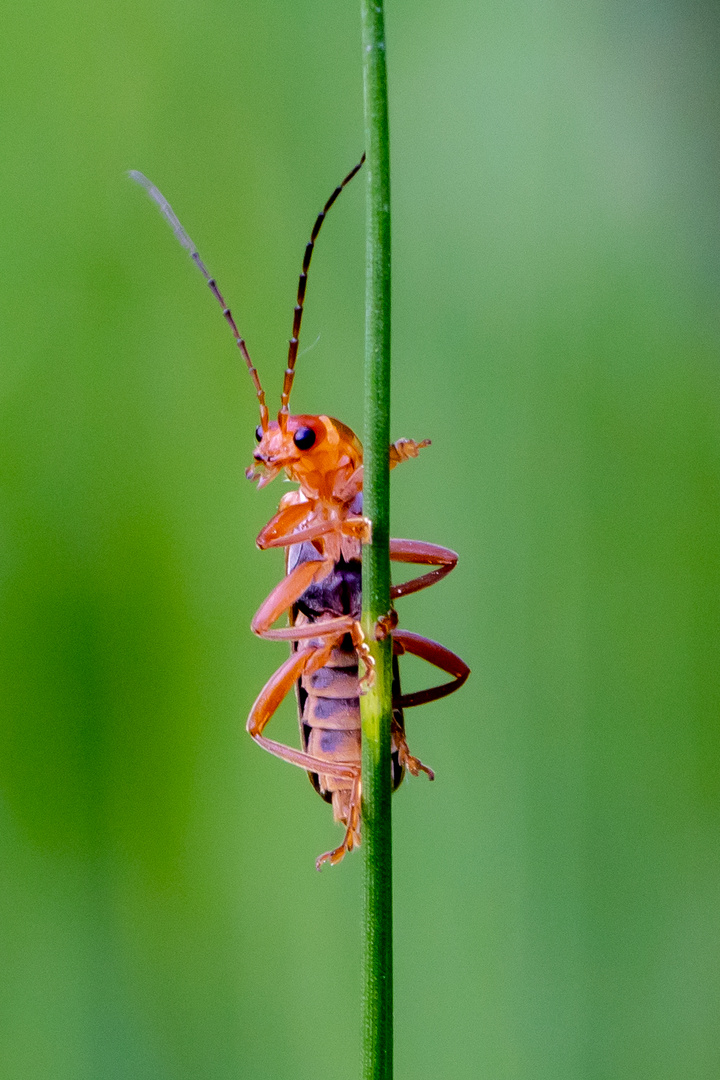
left=131, top=157, right=470, bottom=868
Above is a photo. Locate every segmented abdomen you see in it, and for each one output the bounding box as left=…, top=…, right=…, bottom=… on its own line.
left=288, top=541, right=405, bottom=820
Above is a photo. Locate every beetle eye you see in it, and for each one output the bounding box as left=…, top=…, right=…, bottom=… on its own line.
left=255, top=425, right=263, bottom=442
left=293, top=426, right=316, bottom=450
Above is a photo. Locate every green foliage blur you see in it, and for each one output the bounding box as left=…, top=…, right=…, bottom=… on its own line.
left=1, top=1, right=719, bottom=1077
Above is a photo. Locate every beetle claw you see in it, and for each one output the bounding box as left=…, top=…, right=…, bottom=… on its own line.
left=403, top=753, right=435, bottom=781
left=316, top=788, right=361, bottom=869
left=392, top=715, right=434, bottom=780
left=375, top=609, right=398, bottom=641
left=358, top=645, right=376, bottom=692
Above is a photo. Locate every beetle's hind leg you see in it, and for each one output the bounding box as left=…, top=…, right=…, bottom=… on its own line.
left=390, top=629, right=470, bottom=780
left=393, top=629, right=469, bottom=709
left=316, top=772, right=362, bottom=870
left=391, top=713, right=435, bottom=780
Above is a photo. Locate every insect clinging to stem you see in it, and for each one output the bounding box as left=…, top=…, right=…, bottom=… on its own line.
left=130, top=156, right=470, bottom=869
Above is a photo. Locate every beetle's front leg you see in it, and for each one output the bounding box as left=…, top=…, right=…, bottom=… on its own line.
left=334, top=438, right=429, bottom=503
left=256, top=496, right=322, bottom=549
left=257, top=499, right=370, bottom=552
left=389, top=437, right=431, bottom=468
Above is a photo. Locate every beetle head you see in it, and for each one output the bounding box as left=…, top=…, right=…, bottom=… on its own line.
left=246, top=414, right=362, bottom=497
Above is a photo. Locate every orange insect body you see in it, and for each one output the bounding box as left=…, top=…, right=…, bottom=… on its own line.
left=132, top=157, right=469, bottom=868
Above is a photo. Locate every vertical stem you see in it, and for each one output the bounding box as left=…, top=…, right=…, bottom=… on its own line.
left=360, top=0, right=393, bottom=1079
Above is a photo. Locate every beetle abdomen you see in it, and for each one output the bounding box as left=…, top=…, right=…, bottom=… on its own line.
left=289, top=538, right=406, bottom=825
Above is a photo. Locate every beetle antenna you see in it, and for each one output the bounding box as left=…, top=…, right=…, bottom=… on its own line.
left=129, top=170, right=269, bottom=430
left=279, top=154, right=365, bottom=429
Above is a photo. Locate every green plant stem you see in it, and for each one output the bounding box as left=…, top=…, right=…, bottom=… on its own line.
left=360, top=0, right=393, bottom=1078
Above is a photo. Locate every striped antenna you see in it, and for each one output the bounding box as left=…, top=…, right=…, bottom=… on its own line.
left=129, top=170, right=269, bottom=430
left=279, top=154, right=365, bottom=429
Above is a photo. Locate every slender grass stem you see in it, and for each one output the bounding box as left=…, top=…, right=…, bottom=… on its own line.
left=360, top=0, right=393, bottom=1077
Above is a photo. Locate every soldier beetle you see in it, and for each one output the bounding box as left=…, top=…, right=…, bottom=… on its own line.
left=131, top=157, right=469, bottom=868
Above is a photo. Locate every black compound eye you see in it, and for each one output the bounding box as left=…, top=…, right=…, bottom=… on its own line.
left=293, top=426, right=316, bottom=450
left=255, top=425, right=263, bottom=442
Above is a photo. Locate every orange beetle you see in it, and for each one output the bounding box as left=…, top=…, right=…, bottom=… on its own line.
left=131, top=158, right=469, bottom=868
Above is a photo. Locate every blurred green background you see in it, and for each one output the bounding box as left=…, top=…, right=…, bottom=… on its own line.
left=1, top=0, right=719, bottom=1077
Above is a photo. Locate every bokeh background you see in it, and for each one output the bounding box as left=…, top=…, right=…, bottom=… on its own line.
left=1, top=1, right=719, bottom=1077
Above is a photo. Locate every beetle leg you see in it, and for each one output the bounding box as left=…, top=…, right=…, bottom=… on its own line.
left=252, top=557, right=374, bottom=675
left=392, top=629, right=470, bottom=708
left=389, top=538, right=459, bottom=600
left=247, top=641, right=358, bottom=780
left=350, top=620, right=375, bottom=691
left=251, top=559, right=358, bottom=642
left=248, top=644, right=362, bottom=868
left=333, top=438, right=427, bottom=504
left=256, top=500, right=314, bottom=549
left=315, top=772, right=362, bottom=870
left=342, top=516, right=372, bottom=544
left=391, top=713, right=434, bottom=780
left=258, top=507, right=370, bottom=552
left=251, top=558, right=328, bottom=636
left=388, top=631, right=469, bottom=779
left=389, top=437, right=431, bottom=468
left=260, top=517, right=337, bottom=550
left=375, top=609, right=399, bottom=640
